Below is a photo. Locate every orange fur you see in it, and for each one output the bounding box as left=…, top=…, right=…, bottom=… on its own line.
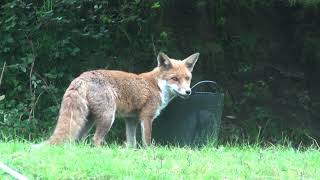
left=47, top=52, right=199, bottom=147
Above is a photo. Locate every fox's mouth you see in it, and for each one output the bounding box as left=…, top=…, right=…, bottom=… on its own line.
left=173, top=90, right=190, bottom=99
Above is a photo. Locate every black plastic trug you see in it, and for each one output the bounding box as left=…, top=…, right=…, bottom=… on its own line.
left=153, top=81, right=224, bottom=147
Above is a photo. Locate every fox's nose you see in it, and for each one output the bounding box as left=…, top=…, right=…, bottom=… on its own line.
left=186, top=89, right=191, bottom=95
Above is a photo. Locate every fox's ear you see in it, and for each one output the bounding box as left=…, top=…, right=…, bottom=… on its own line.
left=183, top=53, right=200, bottom=72
left=157, top=52, right=172, bottom=69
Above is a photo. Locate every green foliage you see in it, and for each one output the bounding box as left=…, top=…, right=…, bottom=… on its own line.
left=0, top=0, right=158, bottom=140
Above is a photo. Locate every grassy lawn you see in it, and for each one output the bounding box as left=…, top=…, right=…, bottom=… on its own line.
left=0, top=142, right=319, bottom=179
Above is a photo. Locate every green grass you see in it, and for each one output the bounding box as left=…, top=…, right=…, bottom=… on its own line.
left=0, top=142, right=320, bottom=179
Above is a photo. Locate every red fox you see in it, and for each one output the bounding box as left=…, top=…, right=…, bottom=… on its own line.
left=47, top=52, right=199, bottom=147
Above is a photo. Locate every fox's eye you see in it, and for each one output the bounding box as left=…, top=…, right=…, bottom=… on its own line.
left=185, top=76, right=190, bottom=81
left=171, top=77, right=179, bottom=81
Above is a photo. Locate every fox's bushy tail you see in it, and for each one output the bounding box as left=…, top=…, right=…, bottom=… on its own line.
left=48, top=79, right=89, bottom=145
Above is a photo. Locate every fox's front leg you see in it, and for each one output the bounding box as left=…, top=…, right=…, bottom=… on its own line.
left=125, top=118, right=139, bottom=148
left=140, top=118, right=153, bottom=147
left=139, top=110, right=155, bottom=147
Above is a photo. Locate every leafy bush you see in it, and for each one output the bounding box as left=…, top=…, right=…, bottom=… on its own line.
left=0, top=0, right=159, bottom=140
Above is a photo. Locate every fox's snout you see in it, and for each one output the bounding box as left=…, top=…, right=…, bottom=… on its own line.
left=174, top=87, right=192, bottom=99
left=179, top=88, right=191, bottom=95
left=186, top=89, right=191, bottom=95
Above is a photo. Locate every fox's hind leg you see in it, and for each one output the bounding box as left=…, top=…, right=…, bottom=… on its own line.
left=89, top=94, right=116, bottom=146
left=87, top=82, right=117, bottom=146
left=78, top=118, right=94, bottom=141
left=92, top=108, right=116, bottom=146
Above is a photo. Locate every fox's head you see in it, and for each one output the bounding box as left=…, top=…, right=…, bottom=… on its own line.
left=157, top=52, right=199, bottom=99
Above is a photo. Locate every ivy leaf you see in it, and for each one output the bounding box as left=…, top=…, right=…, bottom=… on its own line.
left=71, top=47, right=80, bottom=56
left=0, top=95, right=5, bottom=101
left=151, top=2, right=160, bottom=9
left=19, top=64, right=27, bottom=73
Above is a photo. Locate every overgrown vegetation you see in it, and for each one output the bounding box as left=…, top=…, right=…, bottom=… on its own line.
left=1, top=0, right=320, bottom=145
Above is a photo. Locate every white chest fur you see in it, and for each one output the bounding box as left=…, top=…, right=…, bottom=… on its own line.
left=154, top=80, right=174, bottom=119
